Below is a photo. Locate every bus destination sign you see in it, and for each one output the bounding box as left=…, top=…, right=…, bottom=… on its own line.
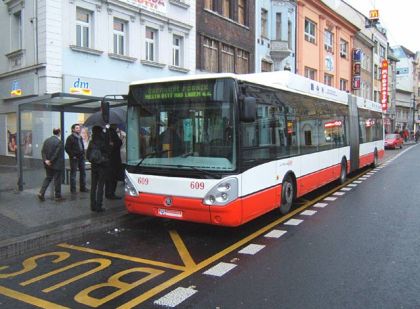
left=144, top=83, right=212, bottom=101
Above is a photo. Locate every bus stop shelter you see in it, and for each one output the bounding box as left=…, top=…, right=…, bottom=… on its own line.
left=16, top=93, right=126, bottom=191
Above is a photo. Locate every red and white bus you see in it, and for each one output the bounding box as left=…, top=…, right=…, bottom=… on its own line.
left=124, top=72, right=384, bottom=226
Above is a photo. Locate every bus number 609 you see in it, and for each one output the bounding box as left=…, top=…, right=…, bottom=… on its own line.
left=138, top=177, right=149, bottom=185
left=190, top=181, right=205, bottom=190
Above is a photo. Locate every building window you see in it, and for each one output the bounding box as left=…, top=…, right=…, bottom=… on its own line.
left=172, top=35, right=183, bottom=67
left=288, top=20, right=292, bottom=49
left=238, top=0, right=246, bottom=25
left=340, top=39, right=348, bottom=58
left=261, top=60, right=272, bottom=72
left=340, top=79, right=348, bottom=91
left=305, top=67, right=317, bottom=80
left=204, top=0, right=214, bottom=10
left=203, top=37, right=218, bottom=72
left=373, top=40, right=378, bottom=54
left=374, top=64, right=378, bottom=80
left=221, top=44, right=234, bottom=72
left=222, top=0, right=231, bottom=18
left=379, top=45, right=386, bottom=58
left=275, top=13, right=282, bottom=40
left=236, top=49, right=249, bottom=74
left=145, top=27, right=157, bottom=62
left=261, top=9, right=268, bottom=38
left=113, top=19, right=126, bottom=55
left=324, top=74, right=333, bottom=86
left=324, top=30, right=333, bottom=52
left=304, top=18, right=316, bottom=44
left=76, top=7, right=92, bottom=48
left=11, top=10, right=22, bottom=50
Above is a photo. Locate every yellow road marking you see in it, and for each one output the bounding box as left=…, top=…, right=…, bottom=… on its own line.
left=57, top=243, right=186, bottom=271
left=0, top=285, right=69, bottom=309
left=169, top=230, right=196, bottom=268
left=117, top=169, right=371, bottom=308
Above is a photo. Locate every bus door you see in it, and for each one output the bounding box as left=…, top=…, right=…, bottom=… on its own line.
left=348, top=96, right=360, bottom=172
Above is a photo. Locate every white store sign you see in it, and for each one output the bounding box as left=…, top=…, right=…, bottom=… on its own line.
left=121, top=0, right=166, bottom=14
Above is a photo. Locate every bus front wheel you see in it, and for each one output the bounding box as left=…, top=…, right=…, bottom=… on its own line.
left=280, top=175, right=295, bottom=215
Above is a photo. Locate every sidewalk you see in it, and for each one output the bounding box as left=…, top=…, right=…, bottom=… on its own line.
left=0, top=165, right=131, bottom=260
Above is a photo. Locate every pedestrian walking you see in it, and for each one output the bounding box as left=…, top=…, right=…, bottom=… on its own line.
left=415, top=129, right=420, bottom=143
left=105, top=125, right=123, bottom=200
left=87, top=126, right=110, bottom=212
left=38, top=128, right=65, bottom=202
left=65, top=124, right=89, bottom=193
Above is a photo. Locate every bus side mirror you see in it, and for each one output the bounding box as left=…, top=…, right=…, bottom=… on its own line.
left=240, top=96, right=256, bottom=122
left=101, top=101, right=110, bottom=124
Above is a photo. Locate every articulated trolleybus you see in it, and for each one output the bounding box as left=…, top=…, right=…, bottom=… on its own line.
left=125, top=72, right=384, bottom=226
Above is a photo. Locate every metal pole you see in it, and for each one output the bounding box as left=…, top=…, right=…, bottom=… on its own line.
left=413, top=94, right=416, bottom=132
left=60, top=110, right=65, bottom=184
left=17, top=105, right=23, bottom=191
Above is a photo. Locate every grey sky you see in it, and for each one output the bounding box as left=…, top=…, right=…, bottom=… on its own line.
left=344, top=0, right=419, bottom=52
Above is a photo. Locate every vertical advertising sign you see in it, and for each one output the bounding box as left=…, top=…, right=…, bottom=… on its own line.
left=352, top=49, right=362, bottom=90
left=381, top=60, right=388, bottom=112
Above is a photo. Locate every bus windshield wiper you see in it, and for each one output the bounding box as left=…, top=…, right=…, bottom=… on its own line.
left=177, top=165, right=220, bottom=179
left=180, top=151, right=194, bottom=158
left=136, top=150, right=170, bottom=167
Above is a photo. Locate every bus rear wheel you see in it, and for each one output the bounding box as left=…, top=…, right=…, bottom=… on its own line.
left=280, top=175, right=295, bottom=215
left=339, top=159, right=347, bottom=184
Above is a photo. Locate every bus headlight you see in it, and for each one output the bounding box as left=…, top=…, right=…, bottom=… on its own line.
left=125, top=175, right=139, bottom=197
left=203, top=178, right=238, bottom=206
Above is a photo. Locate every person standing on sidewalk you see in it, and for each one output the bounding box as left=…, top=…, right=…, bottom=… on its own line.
left=87, top=126, right=110, bottom=212
left=65, top=124, right=89, bottom=193
left=105, top=125, right=122, bottom=200
left=38, top=128, right=65, bottom=202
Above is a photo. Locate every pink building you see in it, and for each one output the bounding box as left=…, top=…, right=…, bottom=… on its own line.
left=296, top=0, right=358, bottom=92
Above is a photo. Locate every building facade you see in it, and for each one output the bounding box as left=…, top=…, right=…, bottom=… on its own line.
left=255, top=0, right=296, bottom=73
left=296, top=0, right=358, bottom=92
left=392, top=45, right=416, bottom=131
left=196, top=0, right=255, bottom=74
left=0, top=0, right=196, bottom=161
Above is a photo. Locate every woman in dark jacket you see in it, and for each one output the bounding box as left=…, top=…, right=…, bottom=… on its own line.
left=87, top=126, right=110, bottom=212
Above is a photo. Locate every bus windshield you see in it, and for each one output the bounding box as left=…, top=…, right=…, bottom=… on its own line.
left=127, top=78, right=237, bottom=173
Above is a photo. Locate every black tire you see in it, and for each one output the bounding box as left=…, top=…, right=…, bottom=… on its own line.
left=371, top=150, right=379, bottom=168
left=280, top=175, right=295, bottom=215
left=339, top=159, right=347, bottom=184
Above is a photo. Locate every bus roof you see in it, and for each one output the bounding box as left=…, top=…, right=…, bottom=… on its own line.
left=130, top=71, right=382, bottom=113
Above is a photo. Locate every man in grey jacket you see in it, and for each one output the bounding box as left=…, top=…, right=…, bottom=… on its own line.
left=38, top=128, right=65, bottom=201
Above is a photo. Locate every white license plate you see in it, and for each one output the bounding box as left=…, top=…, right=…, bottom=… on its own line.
left=158, top=208, right=183, bottom=218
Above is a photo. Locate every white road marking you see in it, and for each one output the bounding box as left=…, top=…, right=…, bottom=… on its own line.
left=353, top=180, right=363, bottom=184
left=301, top=210, right=317, bottom=216
left=239, top=244, right=265, bottom=255
left=347, top=183, right=358, bottom=187
left=264, top=229, right=287, bottom=238
left=341, top=187, right=352, bottom=191
left=284, top=218, right=304, bottom=225
left=154, top=287, right=198, bottom=307
left=324, top=197, right=337, bottom=201
left=313, top=202, right=328, bottom=208
left=333, top=192, right=345, bottom=196
left=358, top=177, right=368, bottom=180
left=203, top=262, right=237, bottom=277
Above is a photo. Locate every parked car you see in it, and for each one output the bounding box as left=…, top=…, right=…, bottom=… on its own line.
left=385, top=133, right=404, bottom=149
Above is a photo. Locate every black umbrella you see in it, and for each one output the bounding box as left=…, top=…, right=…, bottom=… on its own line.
left=84, top=107, right=126, bottom=127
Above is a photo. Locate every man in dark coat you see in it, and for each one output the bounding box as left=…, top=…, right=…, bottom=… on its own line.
left=65, top=123, right=88, bottom=193
left=105, top=125, right=123, bottom=199
left=87, top=126, right=110, bottom=212
left=38, top=128, right=65, bottom=201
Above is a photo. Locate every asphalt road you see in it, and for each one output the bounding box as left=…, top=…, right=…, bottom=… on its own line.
left=1, top=145, right=419, bottom=308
